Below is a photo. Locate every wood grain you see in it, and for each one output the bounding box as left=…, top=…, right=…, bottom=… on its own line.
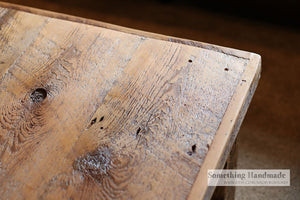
left=0, top=3, right=261, bottom=200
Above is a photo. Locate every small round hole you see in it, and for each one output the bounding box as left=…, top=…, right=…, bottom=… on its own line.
left=224, top=68, right=229, bottom=71
left=30, top=88, right=47, bottom=103
left=188, top=59, right=193, bottom=63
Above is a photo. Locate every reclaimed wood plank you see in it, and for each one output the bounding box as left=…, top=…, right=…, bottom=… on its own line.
left=0, top=2, right=261, bottom=199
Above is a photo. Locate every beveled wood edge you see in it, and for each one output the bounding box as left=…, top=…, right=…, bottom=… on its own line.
left=0, top=2, right=262, bottom=199
left=188, top=54, right=261, bottom=200
left=0, top=1, right=253, bottom=60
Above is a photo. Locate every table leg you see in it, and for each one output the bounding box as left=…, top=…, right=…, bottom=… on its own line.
left=211, top=139, right=238, bottom=200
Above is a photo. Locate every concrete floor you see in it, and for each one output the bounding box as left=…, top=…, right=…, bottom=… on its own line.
left=2, top=0, right=300, bottom=199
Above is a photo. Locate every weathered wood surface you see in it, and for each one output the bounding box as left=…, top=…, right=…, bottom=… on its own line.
left=0, top=3, right=261, bottom=200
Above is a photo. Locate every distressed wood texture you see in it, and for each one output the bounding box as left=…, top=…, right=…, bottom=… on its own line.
left=0, top=2, right=261, bottom=200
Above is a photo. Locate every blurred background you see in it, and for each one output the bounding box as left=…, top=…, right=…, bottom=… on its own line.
left=2, top=0, right=299, bottom=199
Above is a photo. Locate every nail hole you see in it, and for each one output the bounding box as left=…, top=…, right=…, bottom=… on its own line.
left=91, top=118, right=97, bottom=125
left=30, top=88, right=47, bottom=103
left=192, top=144, right=196, bottom=152
left=100, top=127, right=104, bottom=129
left=99, top=116, right=104, bottom=122
left=188, top=59, right=193, bottom=63
left=224, top=68, right=229, bottom=71
left=136, top=127, right=141, bottom=136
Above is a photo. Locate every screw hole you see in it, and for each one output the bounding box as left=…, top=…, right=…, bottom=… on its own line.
left=90, top=118, right=97, bottom=125
left=136, top=127, right=141, bottom=136
left=192, top=144, right=196, bottom=152
left=99, top=116, right=104, bottom=122
left=30, top=88, right=47, bottom=103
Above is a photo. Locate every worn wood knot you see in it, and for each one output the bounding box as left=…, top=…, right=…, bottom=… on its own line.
left=30, top=88, right=47, bottom=103
left=73, top=146, right=113, bottom=182
left=73, top=145, right=135, bottom=188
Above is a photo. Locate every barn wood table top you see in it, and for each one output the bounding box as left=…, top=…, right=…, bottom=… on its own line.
left=0, top=2, right=261, bottom=200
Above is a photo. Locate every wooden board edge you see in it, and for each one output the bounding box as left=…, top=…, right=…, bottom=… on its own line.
left=187, top=53, right=261, bottom=200
left=0, top=1, right=252, bottom=60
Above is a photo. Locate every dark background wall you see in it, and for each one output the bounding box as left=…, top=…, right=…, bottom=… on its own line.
left=1, top=0, right=300, bottom=199
left=3, top=0, right=300, bottom=29
left=43, top=0, right=300, bottom=28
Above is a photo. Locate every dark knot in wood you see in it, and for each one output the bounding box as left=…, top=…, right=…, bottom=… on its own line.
left=30, top=88, right=47, bottom=103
